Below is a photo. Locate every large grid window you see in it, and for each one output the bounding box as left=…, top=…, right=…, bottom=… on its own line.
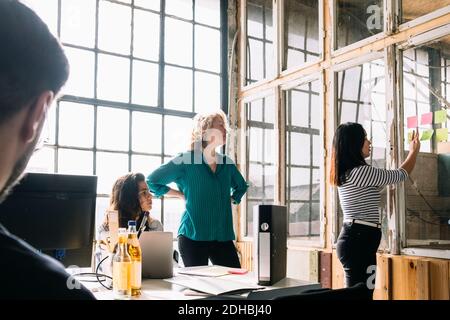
left=246, top=0, right=274, bottom=85
left=401, top=36, right=450, bottom=249
left=23, top=0, right=225, bottom=236
left=285, top=80, right=321, bottom=238
left=336, top=58, right=388, bottom=249
left=245, top=95, right=275, bottom=237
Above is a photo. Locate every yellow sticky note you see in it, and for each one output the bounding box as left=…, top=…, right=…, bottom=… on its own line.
left=434, top=110, right=447, bottom=124
left=436, top=128, right=448, bottom=142
left=420, top=129, right=433, bottom=141
left=408, top=131, right=413, bottom=142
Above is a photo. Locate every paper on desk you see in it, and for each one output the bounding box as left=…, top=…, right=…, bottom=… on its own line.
left=165, top=275, right=264, bottom=295
left=177, top=265, right=231, bottom=277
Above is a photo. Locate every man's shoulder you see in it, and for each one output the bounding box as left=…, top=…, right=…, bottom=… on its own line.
left=0, top=226, right=95, bottom=300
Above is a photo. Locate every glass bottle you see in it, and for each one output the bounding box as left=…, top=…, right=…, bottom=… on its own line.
left=127, top=220, right=142, bottom=296
left=112, top=228, right=131, bottom=299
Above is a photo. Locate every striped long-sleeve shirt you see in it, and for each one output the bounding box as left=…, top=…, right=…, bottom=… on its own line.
left=338, top=165, right=408, bottom=223
left=147, top=151, right=249, bottom=241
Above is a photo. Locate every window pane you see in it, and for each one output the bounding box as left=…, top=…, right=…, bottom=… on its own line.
left=246, top=200, right=258, bottom=237
left=131, top=155, right=161, bottom=177
left=164, top=66, right=192, bottom=111
left=132, top=112, right=162, bottom=154
left=195, top=0, right=220, bottom=27
left=133, top=9, right=160, bottom=61
left=59, top=102, right=94, bottom=148
left=291, top=133, right=310, bottom=166
left=58, top=149, right=93, bottom=175
left=286, top=79, right=322, bottom=238
left=165, top=18, right=193, bottom=67
left=61, top=0, right=95, bottom=47
left=401, top=0, right=450, bottom=24
left=402, top=36, right=450, bottom=248
left=63, top=47, right=95, bottom=98
left=248, top=163, right=263, bottom=198
left=336, top=0, right=384, bottom=49
left=132, top=60, right=158, bottom=106
left=284, top=0, right=320, bottom=70
left=163, top=198, right=185, bottom=236
left=248, top=99, right=263, bottom=122
left=166, top=0, right=193, bottom=20
left=195, top=25, right=220, bottom=72
left=134, top=0, right=160, bottom=11
left=95, top=197, right=110, bottom=236
left=164, top=116, right=193, bottom=156
left=97, top=107, right=129, bottom=151
left=194, top=72, right=220, bottom=114
left=96, top=152, right=129, bottom=194
left=247, top=39, right=264, bottom=82
left=98, top=1, right=131, bottom=54
left=246, top=0, right=273, bottom=84
left=21, top=0, right=58, bottom=36
left=97, top=54, right=130, bottom=103
left=289, top=168, right=310, bottom=201
left=25, top=147, right=55, bottom=174
left=249, top=127, right=263, bottom=162
left=42, top=101, right=57, bottom=145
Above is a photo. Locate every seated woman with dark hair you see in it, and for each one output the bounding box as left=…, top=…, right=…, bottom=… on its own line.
left=96, top=173, right=164, bottom=275
left=99, top=172, right=163, bottom=239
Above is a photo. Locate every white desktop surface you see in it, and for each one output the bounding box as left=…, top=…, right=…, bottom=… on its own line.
left=75, top=268, right=318, bottom=300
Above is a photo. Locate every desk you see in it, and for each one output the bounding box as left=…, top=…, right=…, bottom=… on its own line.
left=76, top=269, right=320, bottom=300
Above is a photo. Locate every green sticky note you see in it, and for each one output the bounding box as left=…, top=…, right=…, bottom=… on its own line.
left=434, top=110, right=447, bottom=124
left=420, top=129, right=433, bottom=141
left=436, top=128, right=448, bottom=142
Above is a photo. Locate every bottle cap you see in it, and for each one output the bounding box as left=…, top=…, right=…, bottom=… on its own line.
left=128, top=220, right=136, bottom=226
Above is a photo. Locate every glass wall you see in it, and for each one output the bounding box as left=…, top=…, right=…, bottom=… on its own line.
left=402, top=35, right=450, bottom=249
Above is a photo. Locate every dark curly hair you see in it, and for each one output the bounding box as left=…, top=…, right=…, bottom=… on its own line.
left=110, top=173, right=146, bottom=228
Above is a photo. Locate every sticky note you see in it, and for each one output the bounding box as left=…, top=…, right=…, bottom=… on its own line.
left=408, top=131, right=413, bottom=142
left=407, top=116, right=417, bottom=128
left=436, top=128, right=448, bottom=142
left=434, top=110, right=447, bottom=124
left=421, top=112, right=433, bottom=125
left=420, top=129, right=433, bottom=141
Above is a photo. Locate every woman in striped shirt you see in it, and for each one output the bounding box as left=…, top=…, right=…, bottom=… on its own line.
left=147, top=110, right=248, bottom=268
left=330, top=122, right=420, bottom=293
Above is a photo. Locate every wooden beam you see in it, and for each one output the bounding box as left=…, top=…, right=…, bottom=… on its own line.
left=429, top=259, right=450, bottom=300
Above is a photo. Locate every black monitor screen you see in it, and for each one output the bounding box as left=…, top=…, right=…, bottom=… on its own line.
left=0, top=173, right=97, bottom=267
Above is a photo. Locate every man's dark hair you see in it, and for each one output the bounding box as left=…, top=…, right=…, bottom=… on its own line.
left=0, top=0, right=69, bottom=124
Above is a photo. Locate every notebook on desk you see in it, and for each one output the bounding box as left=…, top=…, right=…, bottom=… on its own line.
left=165, top=275, right=264, bottom=296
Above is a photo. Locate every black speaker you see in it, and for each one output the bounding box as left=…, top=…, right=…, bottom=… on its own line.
left=253, top=204, right=287, bottom=285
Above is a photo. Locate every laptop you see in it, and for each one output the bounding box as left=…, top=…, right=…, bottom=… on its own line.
left=139, top=231, right=174, bottom=279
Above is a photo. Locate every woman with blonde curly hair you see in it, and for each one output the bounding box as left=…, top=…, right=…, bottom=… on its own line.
left=147, top=110, right=248, bottom=267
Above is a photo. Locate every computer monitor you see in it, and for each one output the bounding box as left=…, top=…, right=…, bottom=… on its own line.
left=0, top=173, right=97, bottom=268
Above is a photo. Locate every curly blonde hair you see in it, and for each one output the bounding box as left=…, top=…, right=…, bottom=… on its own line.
left=190, top=110, right=229, bottom=150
